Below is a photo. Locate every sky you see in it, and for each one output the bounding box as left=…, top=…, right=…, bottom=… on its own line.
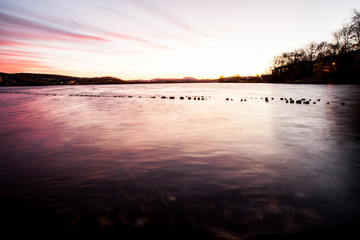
left=0, top=0, right=359, bottom=80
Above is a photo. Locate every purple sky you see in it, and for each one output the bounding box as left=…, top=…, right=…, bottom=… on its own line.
left=1, top=0, right=359, bottom=79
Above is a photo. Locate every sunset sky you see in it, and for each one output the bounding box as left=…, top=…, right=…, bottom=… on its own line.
left=1, top=0, right=359, bottom=80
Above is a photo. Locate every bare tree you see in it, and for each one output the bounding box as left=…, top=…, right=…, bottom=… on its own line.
left=333, top=24, right=354, bottom=53
left=270, top=8, right=360, bottom=84
left=316, top=41, right=330, bottom=58
left=341, top=24, right=353, bottom=52
left=305, top=42, right=318, bottom=61
left=295, top=48, right=307, bottom=62
left=332, top=30, right=342, bottom=55
left=349, top=8, right=360, bottom=47
left=272, top=55, right=285, bottom=68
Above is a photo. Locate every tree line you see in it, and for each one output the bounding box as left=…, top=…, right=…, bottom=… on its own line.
left=272, top=9, right=360, bottom=69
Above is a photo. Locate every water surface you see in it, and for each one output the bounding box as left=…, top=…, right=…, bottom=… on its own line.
left=0, top=83, right=359, bottom=239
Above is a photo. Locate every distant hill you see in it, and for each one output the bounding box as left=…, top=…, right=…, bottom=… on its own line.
left=0, top=72, right=273, bottom=86
left=0, top=72, right=222, bottom=86
left=0, top=73, right=125, bottom=86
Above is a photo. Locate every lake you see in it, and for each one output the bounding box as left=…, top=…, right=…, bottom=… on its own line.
left=0, top=83, right=359, bottom=239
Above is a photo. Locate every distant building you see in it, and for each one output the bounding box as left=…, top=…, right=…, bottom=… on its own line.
left=261, top=74, right=272, bottom=82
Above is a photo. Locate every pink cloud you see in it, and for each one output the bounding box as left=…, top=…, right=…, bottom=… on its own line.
left=131, top=0, right=209, bottom=37
left=106, top=32, right=173, bottom=50
left=0, top=11, right=172, bottom=51
left=0, top=12, right=108, bottom=42
left=0, top=49, right=41, bottom=58
left=0, top=57, right=55, bottom=73
left=0, top=38, right=25, bottom=47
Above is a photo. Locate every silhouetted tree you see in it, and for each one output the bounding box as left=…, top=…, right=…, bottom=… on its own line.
left=315, top=41, right=330, bottom=58
left=332, top=23, right=355, bottom=54
left=304, top=42, right=318, bottom=61
left=271, top=55, right=284, bottom=68
left=271, top=9, right=360, bottom=70
left=349, top=8, right=360, bottom=48
left=270, top=8, right=360, bottom=83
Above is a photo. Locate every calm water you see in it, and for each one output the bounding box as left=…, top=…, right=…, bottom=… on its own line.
left=0, top=83, right=359, bottom=239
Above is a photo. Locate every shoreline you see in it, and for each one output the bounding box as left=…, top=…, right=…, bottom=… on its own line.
left=1, top=72, right=358, bottom=86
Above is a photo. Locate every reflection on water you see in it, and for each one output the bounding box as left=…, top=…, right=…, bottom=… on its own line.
left=0, top=83, right=360, bottom=239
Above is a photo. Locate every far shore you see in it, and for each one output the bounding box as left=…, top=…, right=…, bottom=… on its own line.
left=1, top=72, right=357, bottom=86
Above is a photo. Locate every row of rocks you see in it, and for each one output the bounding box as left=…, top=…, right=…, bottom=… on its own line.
left=69, top=94, right=210, bottom=100
left=161, top=96, right=209, bottom=100
left=1, top=91, right=347, bottom=105
left=1, top=91, right=210, bottom=100
left=225, top=96, right=346, bottom=105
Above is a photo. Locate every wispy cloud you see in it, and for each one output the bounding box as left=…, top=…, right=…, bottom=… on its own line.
left=131, top=0, right=209, bottom=37
left=0, top=11, right=108, bottom=42
left=105, top=32, right=173, bottom=50
left=0, top=7, right=172, bottom=51
left=0, top=38, right=25, bottom=47
left=101, top=6, right=182, bottom=39
left=0, top=49, right=42, bottom=58
left=0, top=57, right=55, bottom=73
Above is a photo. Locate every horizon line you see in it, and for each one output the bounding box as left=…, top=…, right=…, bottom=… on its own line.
left=0, top=71, right=265, bottom=81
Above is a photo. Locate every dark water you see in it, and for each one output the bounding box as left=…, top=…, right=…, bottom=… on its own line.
left=0, top=83, right=359, bottom=239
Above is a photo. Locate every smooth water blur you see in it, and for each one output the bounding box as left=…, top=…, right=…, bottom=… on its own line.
left=0, top=83, right=359, bottom=239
